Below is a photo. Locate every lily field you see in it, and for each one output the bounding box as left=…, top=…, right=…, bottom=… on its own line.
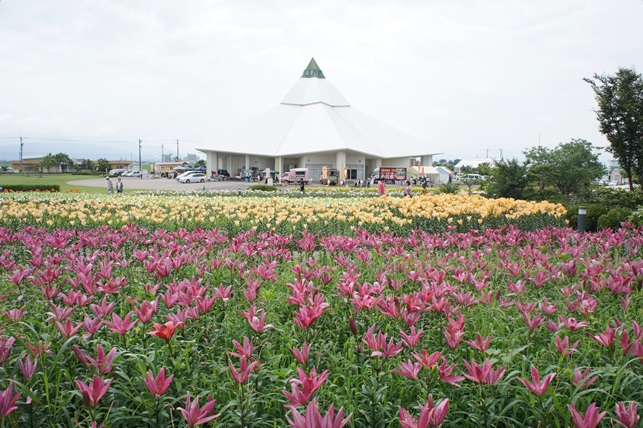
left=0, top=192, right=641, bottom=427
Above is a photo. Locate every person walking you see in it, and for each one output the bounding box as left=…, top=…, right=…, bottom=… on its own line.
left=106, top=177, right=114, bottom=194
left=116, top=177, right=124, bottom=194
left=299, top=178, right=305, bottom=194
left=378, top=180, right=386, bottom=196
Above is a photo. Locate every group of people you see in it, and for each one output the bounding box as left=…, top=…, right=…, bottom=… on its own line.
left=378, top=180, right=413, bottom=197
left=106, top=177, right=124, bottom=194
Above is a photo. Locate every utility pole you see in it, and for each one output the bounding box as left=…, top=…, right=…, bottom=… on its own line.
left=176, top=139, right=179, bottom=162
left=139, top=139, right=142, bottom=179
left=19, top=136, right=24, bottom=173
left=161, top=144, right=164, bottom=162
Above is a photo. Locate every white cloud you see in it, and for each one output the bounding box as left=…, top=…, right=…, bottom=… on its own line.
left=0, top=0, right=641, bottom=162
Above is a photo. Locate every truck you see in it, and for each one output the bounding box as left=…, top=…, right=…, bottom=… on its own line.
left=281, top=168, right=309, bottom=184
left=371, top=167, right=407, bottom=184
left=320, top=168, right=339, bottom=185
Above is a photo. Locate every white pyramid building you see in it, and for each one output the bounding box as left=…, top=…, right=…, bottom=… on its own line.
left=198, top=59, right=440, bottom=182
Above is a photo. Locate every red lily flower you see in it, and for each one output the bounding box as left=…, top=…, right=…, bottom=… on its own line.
left=412, top=349, right=443, bottom=369
left=143, top=367, right=173, bottom=397
left=86, top=344, right=117, bottom=374
left=74, top=375, right=112, bottom=407
left=19, top=354, right=37, bottom=380
left=567, top=402, right=606, bottom=428
left=516, top=365, right=556, bottom=396
left=177, top=392, right=219, bottom=428
left=572, top=368, right=598, bottom=390
left=555, top=335, right=579, bottom=357
left=438, top=358, right=464, bottom=387
left=0, top=337, right=15, bottom=365
left=466, top=333, right=492, bottom=352
left=400, top=326, right=424, bottom=348
left=147, top=321, right=183, bottom=342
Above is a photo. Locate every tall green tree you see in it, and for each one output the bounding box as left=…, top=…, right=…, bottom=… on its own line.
left=524, top=139, right=605, bottom=199
left=485, top=158, right=528, bottom=199
left=585, top=68, right=643, bottom=190
left=96, top=158, right=111, bottom=173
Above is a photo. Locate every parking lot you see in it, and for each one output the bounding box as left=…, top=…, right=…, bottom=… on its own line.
left=68, top=175, right=326, bottom=192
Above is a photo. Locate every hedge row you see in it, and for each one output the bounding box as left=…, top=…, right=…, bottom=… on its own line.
left=0, top=184, right=60, bottom=192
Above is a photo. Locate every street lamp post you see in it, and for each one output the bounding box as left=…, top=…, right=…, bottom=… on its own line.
left=138, top=139, right=142, bottom=179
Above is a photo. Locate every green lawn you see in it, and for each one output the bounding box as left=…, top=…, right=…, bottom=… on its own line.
left=0, top=173, right=107, bottom=194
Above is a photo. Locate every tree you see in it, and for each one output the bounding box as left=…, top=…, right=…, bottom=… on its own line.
left=79, top=159, right=94, bottom=172
left=193, top=159, right=206, bottom=168
left=39, top=154, right=58, bottom=173
left=53, top=153, right=75, bottom=172
left=524, top=139, right=605, bottom=199
left=485, top=159, right=528, bottom=199
left=96, top=158, right=111, bottom=174
left=585, top=68, right=643, bottom=190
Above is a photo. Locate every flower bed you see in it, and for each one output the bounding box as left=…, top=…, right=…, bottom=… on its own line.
left=0, top=224, right=641, bottom=427
left=0, top=193, right=567, bottom=234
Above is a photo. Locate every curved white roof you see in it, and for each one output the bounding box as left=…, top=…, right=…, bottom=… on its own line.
left=198, top=59, right=439, bottom=159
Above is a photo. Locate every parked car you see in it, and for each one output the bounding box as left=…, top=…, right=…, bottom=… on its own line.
left=130, top=170, right=146, bottom=178
left=2, top=167, right=17, bottom=173
left=175, top=170, right=200, bottom=181
left=217, top=169, right=230, bottom=178
left=122, top=171, right=134, bottom=177
left=109, top=169, right=126, bottom=177
left=178, top=173, right=206, bottom=183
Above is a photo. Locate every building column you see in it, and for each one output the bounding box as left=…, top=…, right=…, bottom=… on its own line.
left=206, top=152, right=219, bottom=177
left=245, top=155, right=250, bottom=171
left=421, top=155, right=433, bottom=168
left=335, top=150, right=347, bottom=183
left=374, top=158, right=382, bottom=169
left=275, top=156, right=283, bottom=176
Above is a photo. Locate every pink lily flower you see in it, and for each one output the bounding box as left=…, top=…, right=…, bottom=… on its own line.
left=572, top=368, right=598, bottom=390
left=400, top=326, right=424, bottom=348
left=559, top=316, right=589, bottom=331
left=590, top=327, right=616, bottom=348
left=54, top=318, right=82, bottom=338
left=229, top=337, right=254, bottom=360
left=516, top=366, right=556, bottom=396
left=2, top=306, right=26, bottom=322
left=85, top=344, right=117, bottom=374
left=286, top=399, right=352, bottom=428
left=283, top=367, right=329, bottom=408
left=443, top=325, right=464, bottom=350
left=239, top=305, right=274, bottom=333
left=391, top=359, right=423, bottom=380
left=466, top=333, right=492, bottom=352
left=399, top=395, right=449, bottom=428
left=19, top=354, right=37, bottom=380
left=567, top=402, right=606, bottom=428
left=143, top=367, right=173, bottom=397
left=291, top=342, right=312, bottom=366
left=438, top=358, right=464, bottom=387
left=0, top=382, right=21, bottom=418
left=0, top=337, right=16, bottom=365
left=229, top=356, right=260, bottom=384
left=555, top=336, right=580, bottom=357
left=74, top=375, right=112, bottom=408
left=412, top=349, right=443, bottom=369
left=103, top=312, right=137, bottom=335
left=614, top=402, right=639, bottom=428
left=177, top=392, right=219, bottom=428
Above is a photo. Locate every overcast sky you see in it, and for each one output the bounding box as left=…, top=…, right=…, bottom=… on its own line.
left=1, top=0, right=642, bottom=163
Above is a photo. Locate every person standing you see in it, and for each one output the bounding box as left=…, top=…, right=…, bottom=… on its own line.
left=299, top=178, right=305, bottom=194
left=378, top=180, right=386, bottom=196
left=116, top=177, right=124, bottom=194
left=403, top=180, right=412, bottom=198
left=106, top=177, right=114, bottom=194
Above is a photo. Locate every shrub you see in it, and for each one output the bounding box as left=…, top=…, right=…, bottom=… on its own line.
left=1, top=184, right=60, bottom=192
left=597, top=208, right=633, bottom=230
left=564, top=204, right=608, bottom=232
left=248, top=185, right=278, bottom=192
left=437, top=182, right=460, bottom=194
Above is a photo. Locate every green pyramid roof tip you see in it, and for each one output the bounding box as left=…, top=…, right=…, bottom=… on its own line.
left=301, top=58, right=325, bottom=79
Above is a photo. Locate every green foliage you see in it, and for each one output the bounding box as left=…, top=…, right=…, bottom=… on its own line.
left=96, top=158, right=111, bottom=173
left=485, top=158, right=528, bottom=199
left=193, top=159, right=206, bottom=168
left=39, top=152, right=75, bottom=173
left=437, top=182, right=460, bottom=194
left=564, top=204, right=609, bottom=232
left=585, top=187, right=643, bottom=210
left=0, top=184, right=61, bottom=192
left=597, top=208, right=633, bottom=230
left=585, top=67, right=643, bottom=190
left=524, top=139, right=605, bottom=200
left=248, top=185, right=278, bottom=192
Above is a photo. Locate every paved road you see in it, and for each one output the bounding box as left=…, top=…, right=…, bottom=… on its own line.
left=69, top=176, right=326, bottom=192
